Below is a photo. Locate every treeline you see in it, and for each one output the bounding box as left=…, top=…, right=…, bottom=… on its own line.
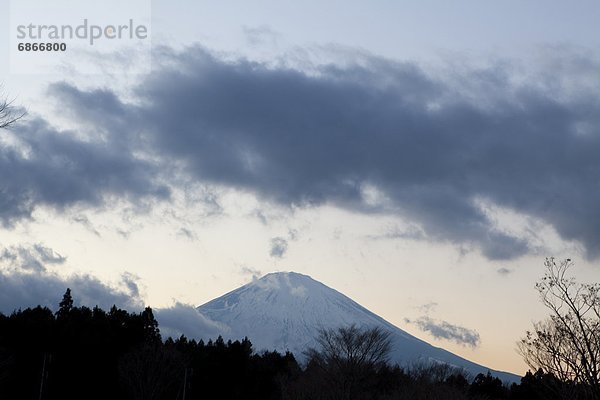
left=0, top=290, right=594, bottom=400
left=0, top=289, right=299, bottom=400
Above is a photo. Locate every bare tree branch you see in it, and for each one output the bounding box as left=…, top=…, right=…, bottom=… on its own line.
left=519, top=258, right=600, bottom=397
left=305, top=324, right=393, bottom=400
left=0, top=89, right=26, bottom=129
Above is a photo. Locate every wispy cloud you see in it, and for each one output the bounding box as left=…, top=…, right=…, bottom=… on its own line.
left=0, top=243, right=66, bottom=272
left=405, top=316, right=481, bottom=348
left=240, top=266, right=263, bottom=280
left=242, top=25, right=280, bottom=47
left=417, top=302, right=439, bottom=314
left=270, top=237, right=288, bottom=258
left=368, top=225, right=427, bottom=241
left=176, top=227, right=197, bottom=241
left=72, top=214, right=101, bottom=236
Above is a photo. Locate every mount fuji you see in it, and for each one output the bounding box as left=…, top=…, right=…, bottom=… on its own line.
left=195, top=271, right=519, bottom=382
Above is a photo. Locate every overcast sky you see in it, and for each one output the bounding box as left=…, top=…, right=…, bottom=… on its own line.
left=1, top=0, right=600, bottom=375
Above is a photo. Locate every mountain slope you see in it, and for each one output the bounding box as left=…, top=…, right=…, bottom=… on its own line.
left=197, top=271, right=519, bottom=382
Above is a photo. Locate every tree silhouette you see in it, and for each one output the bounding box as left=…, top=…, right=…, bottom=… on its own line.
left=56, top=288, right=74, bottom=319
left=305, top=325, right=393, bottom=400
left=0, top=91, right=25, bottom=129
left=519, top=258, right=600, bottom=398
left=140, top=307, right=161, bottom=343
left=118, top=342, right=183, bottom=400
left=469, top=371, right=506, bottom=399
left=0, top=346, right=13, bottom=387
left=5, top=288, right=570, bottom=399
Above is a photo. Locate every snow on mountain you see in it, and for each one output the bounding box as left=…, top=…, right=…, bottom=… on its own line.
left=196, top=271, right=519, bottom=382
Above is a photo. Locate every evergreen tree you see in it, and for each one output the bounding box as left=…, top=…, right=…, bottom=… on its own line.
left=56, top=288, right=73, bottom=319
left=141, top=307, right=161, bottom=342
left=470, top=371, right=507, bottom=399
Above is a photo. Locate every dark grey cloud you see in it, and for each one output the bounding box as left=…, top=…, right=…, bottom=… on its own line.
left=0, top=258, right=224, bottom=343
left=269, top=228, right=299, bottom=258
left=0, top=268, right=143, bottom=314
left=405, top=316, right=481, bottom=348
left=33, top=244, right=66, bottom=264
left=0, top=113, right=169, bottom=226
left=120, top=272, right=142, bottom=298
left=10, top=45, right=600, bottom=260
left=270, top=237, right=288, bottom=258
left=0, top=243, right=141, bottom=313
left=0, top=244, right=212, bottom=341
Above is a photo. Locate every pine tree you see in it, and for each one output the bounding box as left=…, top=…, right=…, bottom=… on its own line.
left=141, top=307, right=161, bottom=342
left=56, top=288, right=73, bottom=319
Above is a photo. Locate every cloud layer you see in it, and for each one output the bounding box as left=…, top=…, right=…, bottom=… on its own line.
left=0, top=268, right=142, bottom=314
left=0, top=116, right=169, bottom=226
left=154, top=302, right=229, bottom=340
left=4, top=46, right=600, bottom=260
left=0, top=243, right=218, bottom=340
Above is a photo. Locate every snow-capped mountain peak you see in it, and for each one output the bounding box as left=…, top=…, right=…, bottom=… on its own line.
left=196, top=271, right=518, bottom=382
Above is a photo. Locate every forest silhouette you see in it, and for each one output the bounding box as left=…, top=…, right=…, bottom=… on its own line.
left=0, top=289, right=595, bottom=400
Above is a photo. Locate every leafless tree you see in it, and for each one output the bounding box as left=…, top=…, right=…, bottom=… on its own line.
left=311, top=325, right=392, bottom=368
left=0, top=90, right=25, bottom=129
left=518, top=257, right=600, bottom=398
left=407, top=362, right=470, bottom=385
left=304, top=325, right=392, bottom=400
left=118, top=342, right=184, bottom=400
